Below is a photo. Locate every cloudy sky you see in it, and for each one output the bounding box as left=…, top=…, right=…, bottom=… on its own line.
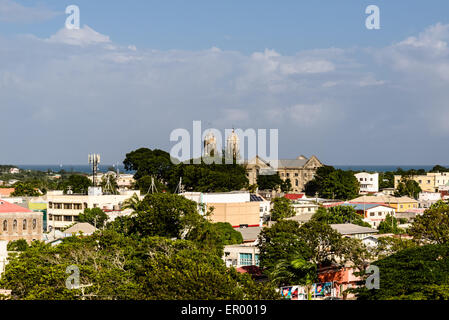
left=1, top=0, right=449, bottom=165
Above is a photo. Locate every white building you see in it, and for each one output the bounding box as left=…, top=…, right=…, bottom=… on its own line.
left=223, top=243, right=259, bottom=268
left=291, top=200, right=319, bottom=215
left=418, top=192, right=441, bottom=209
left=355, top=172, right=379, bottom=194
left=45, top=188, right=141, bottom=231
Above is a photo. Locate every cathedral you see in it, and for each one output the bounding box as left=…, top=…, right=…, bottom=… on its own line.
left=202, top=130, right=323, bottom=193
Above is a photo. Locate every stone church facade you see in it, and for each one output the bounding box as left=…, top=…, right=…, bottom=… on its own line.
left=246, top=155, right=323, bottom=193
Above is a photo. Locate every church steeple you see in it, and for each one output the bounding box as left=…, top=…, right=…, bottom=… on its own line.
left=226, top=128, right=240, bottom=160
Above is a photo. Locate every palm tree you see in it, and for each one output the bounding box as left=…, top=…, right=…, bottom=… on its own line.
left=122, top=193, right=143, bottom=214
left=271, top=257, right=317, bottom=300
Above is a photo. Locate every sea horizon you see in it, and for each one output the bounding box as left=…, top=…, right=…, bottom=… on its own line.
left=9, top=164, right=449, bottom=174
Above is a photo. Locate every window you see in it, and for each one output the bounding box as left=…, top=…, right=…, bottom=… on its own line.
left=255, top=254, right=260, bottom=266
left=64, top=215, right=73, bottom=222
left=370, top=212, right=375, bottom=217
left=239, top=253, right=253, bottom=266
left=295, top=180, right=299, bottom=187
left=64, top=203, right=72, bottom=210
left=13, top=220, right=17, bottom=232
left=73, top=203, right=82, bottom=210
left=32, top=219, right=37, bottom=229
left=295, top=173, right=299, bottom=177
left=23, top=219, right=27, bottom=230
left=2, top=220, right=7, bottom=231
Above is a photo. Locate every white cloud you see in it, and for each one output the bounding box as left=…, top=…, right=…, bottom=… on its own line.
left=0, top=0, right=59, bottom=23
left=0, top=24, right=449, bottom=164
left=46, top=25, right=111, bottom=47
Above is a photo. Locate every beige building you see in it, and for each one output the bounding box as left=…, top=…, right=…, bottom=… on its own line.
left=246, top=155, right=323, bottom=193
left=0, top=200, right=43, bottom=243
left=182, top=191, right=261, bottom=227
left=394, top=172, right=449, bottom=193
left=45, top=189, right=141, bottom=231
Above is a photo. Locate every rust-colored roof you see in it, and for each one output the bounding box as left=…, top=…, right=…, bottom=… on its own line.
left=284, top=194, right=304, bottom=200
left=0, top=199, right=32, bottom=213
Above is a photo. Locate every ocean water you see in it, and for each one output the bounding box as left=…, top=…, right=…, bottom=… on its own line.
left=16, top=164, right=447, bottom=174
left=333, top=165, right=445, bottom=172
left=17, top=164, right=131, bottom=174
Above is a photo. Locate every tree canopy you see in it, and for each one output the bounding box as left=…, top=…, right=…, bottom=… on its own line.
left=0, top=231, right=279, bottom=300
left=270, top=197, right=295, bottom=221
left=304, top=166, right=359, bottom=200
left=311, top=205, right=371, bottom=228
left=356, top=244, right=449, bottom=300
left=408, top=201, right=449, bottom=244
left=78, top=208, right=109, bottom=229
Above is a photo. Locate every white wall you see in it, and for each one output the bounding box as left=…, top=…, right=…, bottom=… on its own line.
left=355, top=172, right=379, bottom=193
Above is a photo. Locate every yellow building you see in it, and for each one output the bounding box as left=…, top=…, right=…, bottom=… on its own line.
left=394, top=172, right=449, bottom=193
left=350, top=195, right=418, bottom=213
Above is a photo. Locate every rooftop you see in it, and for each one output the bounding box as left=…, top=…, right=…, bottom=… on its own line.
left=236, top=226, right=261, bottom=242
left=330, top=223, right=378, bottom=235
left=0, top=199, right=32, bottom=213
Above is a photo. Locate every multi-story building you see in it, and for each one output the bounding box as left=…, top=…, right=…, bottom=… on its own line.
left=394, top=172, right=449, bottom=193
left=355, top=172, right=379, bottom=194
left=418, top=192, right=441, bottom=208
left=246, top=155, right=323, bottom=193
left=182, top=191, right=261, bottom=227
left=223, top=244, right=260, bottom=268
left=45, top=188, right=141, bottom=231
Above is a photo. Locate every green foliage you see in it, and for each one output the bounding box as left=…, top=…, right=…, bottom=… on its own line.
left=170, top=160, right=249, bottom=193
left=7, top=239, right=29, bottom=252
left=0, top=231, right=279, bottom=300
left=304, top=166, right=359, bottom=200
left=185, top=221, right=243, bottom=256
left=108, top=193, right=203, bottom=239
left=123, top=148, right=174, bottom=182
left=395, top=177, right=421, bottom=199
left=123, top=148, right=249, bottom=193
left=60, top=174, right=92, bottom=194
left=356, top=244, right=449, bottom=300
left=78, top=208, right=108, bottom=229
left=408, top=201, right=449, bottom=244
left=257, top=173, right=283, bottom=191
left=377, top=214, right=404, bottom=234
left=258, top=220, right=370, bottom=287
left=430, top=165, right=449, bottom=173
left=11, top=182, right=41, bottom=197
left=379, top=171, right=395, bottom=189
left=270, top=197, right=295, bottom=221
left=370, top=236, right=417, bottom=260
left=312, top=205, right=371, bottom=227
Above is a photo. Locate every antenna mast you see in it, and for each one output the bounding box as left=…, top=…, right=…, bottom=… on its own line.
left=88, top=154, right=100, bottom=187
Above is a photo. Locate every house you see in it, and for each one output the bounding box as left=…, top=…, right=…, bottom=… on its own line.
left=291, top=199, right=319, bottom=216
left=182, top=191, right=260, bottom=227
left=223, top=243, right=260, bottom=268
left=9, top=168, right=20, bottom=174
left=285, top=213, right=315, bottom=225
left=349, top=195, right=418, bottom=213
left=236, top=226, right=261, bottom=244
left=355, top=172, right=379, bottom=194
left=63, top=222, right=97, bottom=236
left=330, top=223, right=378, bottom=240
left=250, top=194, right=270, bottom=225
left=335, top=203, right=396, bottom=228
left=418, top=192, right=441, bottom=208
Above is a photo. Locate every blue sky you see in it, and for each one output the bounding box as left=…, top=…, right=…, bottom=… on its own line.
left=1, top=0, right=449, bottom=165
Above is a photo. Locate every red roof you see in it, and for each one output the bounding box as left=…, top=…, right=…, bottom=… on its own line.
left=236, top=266, right=263, bottom=276
left=0, top=199, right=32, bottom=213
left=284, top=194, right=304, bottom=200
